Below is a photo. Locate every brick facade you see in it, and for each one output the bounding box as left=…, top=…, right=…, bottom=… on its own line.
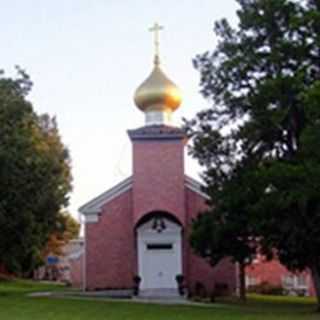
left=69, top=255, right=83, bottom=289
left=83, top=125, right=237, bottom=293
left=86, top=190, right=135, bottom=290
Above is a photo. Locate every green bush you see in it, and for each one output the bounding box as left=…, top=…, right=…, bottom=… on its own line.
left=248, top=282, right=283, bottom=295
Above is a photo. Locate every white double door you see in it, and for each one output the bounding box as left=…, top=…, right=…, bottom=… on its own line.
left=137, top=219, right=182, bottom=290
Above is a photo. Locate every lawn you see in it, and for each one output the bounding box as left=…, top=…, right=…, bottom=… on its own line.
left=0, top=279, right=318, bottom=320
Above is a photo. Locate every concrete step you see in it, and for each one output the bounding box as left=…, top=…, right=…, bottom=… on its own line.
left=138, top=288, right=184, bottom=300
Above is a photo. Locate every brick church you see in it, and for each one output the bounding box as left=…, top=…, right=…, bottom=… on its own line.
left=79, top=25, right=237, bottom=297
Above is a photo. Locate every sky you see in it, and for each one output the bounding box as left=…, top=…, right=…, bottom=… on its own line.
left=1, top=0, right=239, bottom=219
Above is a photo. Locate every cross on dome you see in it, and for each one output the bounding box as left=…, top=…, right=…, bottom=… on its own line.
left=149, top=22, right=164, bottom=66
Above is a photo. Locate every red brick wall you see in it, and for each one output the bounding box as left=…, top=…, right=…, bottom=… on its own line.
left=85, top=189, right=135, bottom=290
left=185, top=188, right=237, bottom=294
left=132, top=140, right=186, bottom=225
left=246, top=259, right=316, bottom=296
left=84, top=177, right=237, bottom=293
left=246, top=260, right=288, bottom=286
left=70, top=256, right=83, bottom=289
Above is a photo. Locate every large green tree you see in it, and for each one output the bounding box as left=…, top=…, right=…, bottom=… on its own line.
left=186, top=0, right=320, bottom=309
left=0, top=68, right=72, bottom=275
left=190, top=159, right=262, bottom=301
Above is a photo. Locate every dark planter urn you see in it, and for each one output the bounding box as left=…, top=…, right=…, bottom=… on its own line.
left=133, top=275, right=141, bottom=296
left=175, top=274, right=185, bottom=296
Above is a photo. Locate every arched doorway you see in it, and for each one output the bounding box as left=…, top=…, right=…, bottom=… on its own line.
left=136, top=212, right=182, bottom=290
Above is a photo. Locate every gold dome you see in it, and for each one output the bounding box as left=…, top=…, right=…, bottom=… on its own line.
left=134, top=64, right=182, bottom=113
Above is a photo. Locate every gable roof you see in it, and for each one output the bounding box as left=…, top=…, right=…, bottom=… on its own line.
left=79, top=175, right=208, bottom=216
left=79, top=177, right=133, bottom=215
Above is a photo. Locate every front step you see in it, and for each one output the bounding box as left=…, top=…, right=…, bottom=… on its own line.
left=138, top=288, right=184, bottom=300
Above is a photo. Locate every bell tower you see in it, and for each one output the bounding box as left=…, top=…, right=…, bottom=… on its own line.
left=128, top=23, right=187, bottom=225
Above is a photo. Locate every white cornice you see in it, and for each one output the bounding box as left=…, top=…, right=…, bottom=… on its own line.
left=79, top=175, right=207, bottom=224
left=79, top=177, right=133, bottom=216
left=184, top=175, right=209, bottom=199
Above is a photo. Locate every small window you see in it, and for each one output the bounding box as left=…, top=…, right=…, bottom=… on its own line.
left=282, top=275, right=294, bottom=288
left=147, top=243, right=173, bottom=250
left=296, top=275, right=307, bottom=287
left=246, top=276, right=257, bottom=287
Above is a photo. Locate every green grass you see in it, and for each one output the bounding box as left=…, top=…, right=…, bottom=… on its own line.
left=0, top=279, right=318, bottom=320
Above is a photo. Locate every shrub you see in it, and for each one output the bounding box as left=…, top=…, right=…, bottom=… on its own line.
left=248, top=282, right=283, bottom=295
left=214, top=282, right=229, bottom=297
left=194, top=281, right=207, bottom=298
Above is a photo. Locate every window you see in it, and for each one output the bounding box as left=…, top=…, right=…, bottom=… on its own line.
left=282, top=274, right=307, bottom=289
left=146, top=243, right=173, bottom=250
left=246, top=276, right=257, bottom=287
left=296, top=275, right=307, bottom=287
left=282, top=275, right=294, bottom=288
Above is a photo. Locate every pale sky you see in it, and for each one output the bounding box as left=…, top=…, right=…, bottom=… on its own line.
left=1, top=0, right=239, bottom=219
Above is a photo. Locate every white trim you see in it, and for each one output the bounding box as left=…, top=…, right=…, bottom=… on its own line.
left=282, top=274, right=308, bottom=290
left=83, top=214, right=99, bottom=223
left=184, top=175, right=209, bottom=199
left=80, top=215, right=86, bottom=292
left=79, top=177, right=132, bottom=215
left=145, top=110, right=172, bottom=126
left=79, top=175, right=207, bottom=220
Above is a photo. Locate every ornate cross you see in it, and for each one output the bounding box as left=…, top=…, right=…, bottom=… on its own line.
left=149, top=22, right=164, bottom=65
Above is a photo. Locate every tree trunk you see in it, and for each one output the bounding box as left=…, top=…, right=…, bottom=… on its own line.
left=310, top=264, right=320, bottom=312
left=239, top=262, right=246, bottom=302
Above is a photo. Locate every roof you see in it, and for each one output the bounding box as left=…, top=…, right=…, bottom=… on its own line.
left=79, top=175, right=208, bottom=216
left=128, top=124, right=186, bottom=140
left=79, top=177, right=133, bottom=215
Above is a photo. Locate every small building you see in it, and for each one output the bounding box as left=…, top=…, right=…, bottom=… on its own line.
left=246, top=257, right=316, bottom=297
left=59, top=238, right=84, bottom=288
left=79, top=26, right=237, bottom=297
left=34, top=238, right=84, bottom=287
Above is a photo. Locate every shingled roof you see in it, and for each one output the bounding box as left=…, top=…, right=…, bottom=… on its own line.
left=128, top=124, right=186, bottom=140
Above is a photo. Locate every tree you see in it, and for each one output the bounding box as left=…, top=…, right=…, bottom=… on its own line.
left=0, top=67, right=72, bottom=275
left=190, top=159, right=262, bottom=301
left=186, top=0, right=320, bottom=309
left=42, top=211, right=80, bottom=258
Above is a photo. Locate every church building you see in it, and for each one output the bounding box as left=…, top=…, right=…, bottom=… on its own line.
left=79, top=24, right=237, bottom=297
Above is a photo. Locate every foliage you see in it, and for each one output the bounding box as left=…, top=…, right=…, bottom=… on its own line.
left=0, top=67, right=72, bottom=275
left=214, top=282, right=230, bottom=297
left=193, top=281, right=208, bottom=299
left=186, top=0, right=320, bottom=308
left=248, top=282, right=284, bottom=296
left=42, top=212, right=80, bottom=258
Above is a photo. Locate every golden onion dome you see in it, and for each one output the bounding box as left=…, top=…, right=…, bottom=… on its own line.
left=134, top=64, right=182, bottom=113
